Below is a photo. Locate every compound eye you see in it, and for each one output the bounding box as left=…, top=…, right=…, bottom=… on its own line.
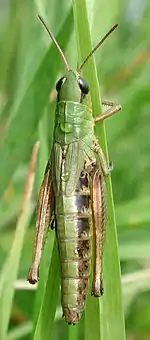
left=78, top=77, right=89, bottom=94
left=56, top=77, right=66, bottom=92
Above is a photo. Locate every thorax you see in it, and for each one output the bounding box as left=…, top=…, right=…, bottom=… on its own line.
left=54, top=100, right=94, bottom=145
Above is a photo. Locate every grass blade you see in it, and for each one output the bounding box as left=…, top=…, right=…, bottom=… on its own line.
left=0, top=141, right=39, bottom=339
left=33, top=238, right=60, bottom=340
left=7, top=322, right=32, bottom=340
left=72, top=1, right=126, bottom=339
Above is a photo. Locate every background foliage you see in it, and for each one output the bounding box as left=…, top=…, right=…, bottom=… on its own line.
left=0, top=0, right=150, bottom=339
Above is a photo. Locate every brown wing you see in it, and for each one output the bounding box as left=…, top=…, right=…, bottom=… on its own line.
left=27, top=161, right=54, bottom=284
left=91, top=168, right=107, bottom=296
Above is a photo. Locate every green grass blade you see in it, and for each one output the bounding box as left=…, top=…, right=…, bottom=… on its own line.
left=7, top=322, right=32, bottom=340
left=68, top=323, right=79, bottom=340
left=33, top=238, right=60, bottom=340
left=0, top=142, right=39, bottom=339
left=73, top=1, right=126, bottom=339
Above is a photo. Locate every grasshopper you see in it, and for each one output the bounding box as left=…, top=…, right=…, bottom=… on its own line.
left=28, top=15, right=121, bottom=325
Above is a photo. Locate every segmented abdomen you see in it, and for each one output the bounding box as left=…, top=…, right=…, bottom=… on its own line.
left=55, top=171, right=92, bottom=324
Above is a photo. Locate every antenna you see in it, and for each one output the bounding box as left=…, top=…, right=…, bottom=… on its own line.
left=38, top=15, right=69, bottom=71
left=79, top=24, right=118, bottom=71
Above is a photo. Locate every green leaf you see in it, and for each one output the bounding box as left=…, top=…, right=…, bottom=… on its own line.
left=73, top=0, right=126, bottom=339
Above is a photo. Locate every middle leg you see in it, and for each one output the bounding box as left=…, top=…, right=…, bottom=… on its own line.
left=92, top=141, right=113, bottom=177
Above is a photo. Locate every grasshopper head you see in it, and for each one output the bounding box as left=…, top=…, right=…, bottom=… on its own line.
left=38, top=15, right=118, bottom=106
left=56, top=69, right=89, bottom=104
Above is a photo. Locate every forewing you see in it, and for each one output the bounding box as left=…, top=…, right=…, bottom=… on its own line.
left=64, top=141, right=85, bottom=196
left=28, top=160, right=54, bottom=283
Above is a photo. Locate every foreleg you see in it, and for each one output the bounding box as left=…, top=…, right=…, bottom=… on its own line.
left=94, top=100, right=121, bottom=123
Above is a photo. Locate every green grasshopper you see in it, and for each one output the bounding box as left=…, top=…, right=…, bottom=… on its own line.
left=28, top=15, right=121, bottom=325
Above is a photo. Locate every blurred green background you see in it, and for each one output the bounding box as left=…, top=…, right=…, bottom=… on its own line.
left=0, top=0, right=150, bottom=339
